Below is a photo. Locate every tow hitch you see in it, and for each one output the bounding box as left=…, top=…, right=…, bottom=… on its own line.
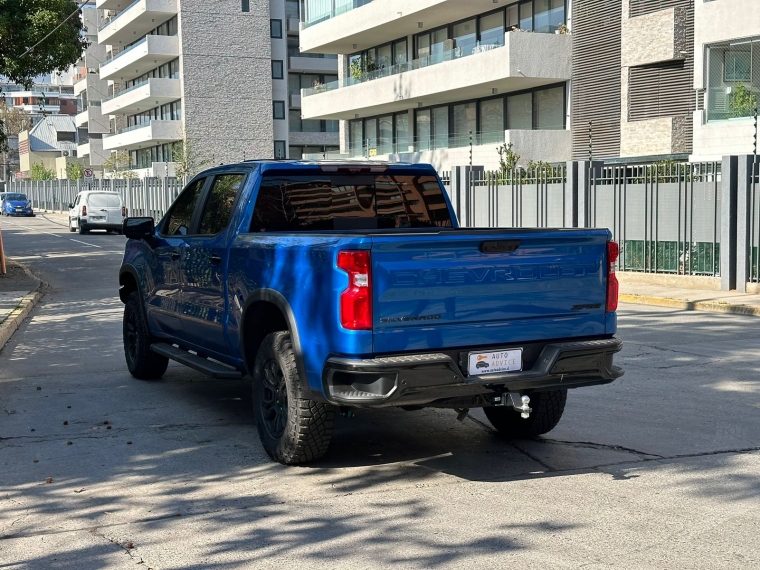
left=492, top=392, right=532, bottom=419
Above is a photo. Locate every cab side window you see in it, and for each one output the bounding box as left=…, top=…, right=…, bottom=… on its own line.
left=163, top=178, right=206, bottom=236
left=198, top=174, right=245, bottom=235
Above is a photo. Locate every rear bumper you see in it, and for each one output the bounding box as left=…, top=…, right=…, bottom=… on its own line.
left=81, top=220, right=122, bottom=230
left=323, top=337, right=624, bottom=407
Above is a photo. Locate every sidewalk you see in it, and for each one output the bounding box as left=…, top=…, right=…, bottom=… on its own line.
left=0, top=260, right=44, bottom=351
left=620, top=283, right=760, bottom=317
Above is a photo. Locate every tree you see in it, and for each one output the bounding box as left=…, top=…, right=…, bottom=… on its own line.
left=30, top=161, right=55, bottom=180
left=172, top=138, right=209, bottom=182
left=66, top=161, right=84, bottom=180
left=0, top=102, right=32, bottom=137
left=103, top=151, right=137, bottom=179
left=496, top=142, right=521, bottom=183
left=729, top=84, right=758, bottom=119
left=0, top=1, right=88, bottom=152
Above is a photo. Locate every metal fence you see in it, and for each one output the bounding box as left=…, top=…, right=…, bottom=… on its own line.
left=748, top=161, right=760, bottom=282
left=588, top=162, right=722, bottom=276
left=445, top=161, right=723, bottom=277
left=447, top=165, right=568, bottom=229
left=8, top=178, right=182, bottom=221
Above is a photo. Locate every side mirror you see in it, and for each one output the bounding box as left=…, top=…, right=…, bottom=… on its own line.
left=68, top=203, right=74, bottom=209
left=123, top=217, right=155, bottom=240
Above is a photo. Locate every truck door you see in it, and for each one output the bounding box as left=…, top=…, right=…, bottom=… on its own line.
left=177, top=172, right=247, bottom=356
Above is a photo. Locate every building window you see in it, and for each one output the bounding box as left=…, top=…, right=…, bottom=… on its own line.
left=273, top=101, right=286, bottom=119
left=270, top=19, right=283, bottom=38
left=274, top=140, right=286, bottom=159
left=706, top=38, right=759, bottom=121
left=242, top=0, right=249, bottom=12
left=272, top=60, right=284, bottom=79
left=629, top=61, right=692, bottom=122
left=348, top=84, right=566, bottom=154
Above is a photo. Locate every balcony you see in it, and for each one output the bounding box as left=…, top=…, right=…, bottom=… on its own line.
left=97, top=0, right=137, bottom=12
left=101, top=78, right=181, bottom=115
left=75, top=105, right=110, bottom=134
left=103, top=119, right=183, bottom=151
left=99, top=35, right=180, bottom=81
left=98, top=0, right=177, bottom=46
left=288, top=55, right=339, bottom=74
left=302, top=32, right=571, bottom=120
left=301, top=0, right=506, bottom=54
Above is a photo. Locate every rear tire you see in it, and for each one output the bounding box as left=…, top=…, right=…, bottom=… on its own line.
left=69, top=218, right=76, bottom=232
left=484, top=390, right=567, bottom=439
left=252, top=331, right=334, bottom=465
left=78, top=219, right=88, bottom=235
left=123, top=291, right=168, bottom=380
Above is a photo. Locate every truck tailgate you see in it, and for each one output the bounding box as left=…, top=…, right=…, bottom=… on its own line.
left=371, top=229, right=611, bottom=354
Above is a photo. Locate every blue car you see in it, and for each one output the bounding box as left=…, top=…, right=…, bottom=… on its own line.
left=2, top=193, right=35, bottom=217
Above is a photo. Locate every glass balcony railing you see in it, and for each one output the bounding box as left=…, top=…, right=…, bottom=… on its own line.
left=103, top=79, right=150, bottom=102
left=102, top=36, right=147, bottom=65
left=344, top=130, right=507, bottom=158
left=303, top=40, right=507, bottom=97
left=99, top=0, right=141, bottom=31
left=302, top=0, right=374, bottom=28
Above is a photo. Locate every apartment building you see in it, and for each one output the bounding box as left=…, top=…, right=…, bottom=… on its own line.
left=0, top=83, right=78, bottom=119
left=74, top=4, right=112, bottom=172
left=692, top=0, right=760, bottom=160
left=300, top=0, right=759, bottom=167
left=299, top=0, right=572, bottom=170
left=84, top=0, right=336, bottom=177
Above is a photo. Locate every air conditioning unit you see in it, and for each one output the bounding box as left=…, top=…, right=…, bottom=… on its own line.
left=62, top=150, right=70, bottom=157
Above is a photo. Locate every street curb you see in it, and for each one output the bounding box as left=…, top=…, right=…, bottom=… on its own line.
left=0, top=266, right=45, bottom=353
left=620, top=293, right=760, bottom=318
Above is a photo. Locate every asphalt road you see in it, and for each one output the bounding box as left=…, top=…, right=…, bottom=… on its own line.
left=1, top=215, right=758, bottom=569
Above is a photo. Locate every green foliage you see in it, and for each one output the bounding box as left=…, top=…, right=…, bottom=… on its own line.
left=349, top=55, right=377, bottom=82
left=728, top=84, right=758, bottom=118
left=30, top=161, right=55, bottom=181
left=623, top=240, right=719, bottom=276
left=65, top=161, right=84, bottom=180
left=0, top=0, right=88, bottom=151
left=103, top=151, right=137, bottom=179
left=172, top=138, right=209, bottom=181
left=496, top=142, right=520, bottom=183
left=527, top=159, right=553, bottom=176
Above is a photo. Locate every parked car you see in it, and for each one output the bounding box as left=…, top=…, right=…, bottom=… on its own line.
left=119, top=161, right=624, bottom=465
left=2, top=192, right=35, bottom=217
left=68, top=191, right=125, bottom=234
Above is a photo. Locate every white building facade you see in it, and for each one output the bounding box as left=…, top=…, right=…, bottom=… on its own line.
left=299, top=0, right=572, bottom=171
left=691, top=0, right=760, bottom=161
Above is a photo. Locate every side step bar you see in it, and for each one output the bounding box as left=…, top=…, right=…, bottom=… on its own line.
left=151, top=343, right=243, bottom=379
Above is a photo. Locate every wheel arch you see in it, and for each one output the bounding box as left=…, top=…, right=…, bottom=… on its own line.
left=240, top=289, right=324, bottom=401
left=119, top=265, right=141, bottom=305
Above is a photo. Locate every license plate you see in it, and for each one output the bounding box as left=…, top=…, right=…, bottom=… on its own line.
left=468, top=349, right=523, bottom=376
left=90, top=216, right=105, bottom=221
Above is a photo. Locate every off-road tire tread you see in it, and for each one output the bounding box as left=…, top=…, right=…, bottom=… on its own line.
left=253, top=332, right=334, bottom=465
left=123, top=291, right=168, bottom=380
left=484, top=389, right=567, bottom=439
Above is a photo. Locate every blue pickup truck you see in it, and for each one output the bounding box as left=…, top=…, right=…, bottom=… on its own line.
left=119, top=160, right=623, bottom=465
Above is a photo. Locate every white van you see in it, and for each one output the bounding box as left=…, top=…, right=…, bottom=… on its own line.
left=68, top=191, right=125, bottom=234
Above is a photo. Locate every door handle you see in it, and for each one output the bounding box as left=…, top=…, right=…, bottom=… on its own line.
left=169, top=251, right=180, bottom=260
left=208, top=255, right=222, bottom=264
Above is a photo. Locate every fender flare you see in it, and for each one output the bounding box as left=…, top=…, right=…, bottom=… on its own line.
left=240, top=289, right=326, bottom=402
left=118, top=265, right=142, bottom=305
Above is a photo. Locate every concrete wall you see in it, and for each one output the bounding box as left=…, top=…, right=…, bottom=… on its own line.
left=179, top=0, right=274, bottom=164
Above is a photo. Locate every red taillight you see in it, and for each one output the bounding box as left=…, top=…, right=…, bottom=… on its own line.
left=122, top=206, right=126, bottom=217
left=606, top=241, right=619, bottom=312
left=82, top=205, right=87, bottom=217
left=337, top=250, right=372, bottom=330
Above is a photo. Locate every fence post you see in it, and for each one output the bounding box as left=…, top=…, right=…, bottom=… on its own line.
left=735, top=155, right=754, bottom=292
left=576, top=161, right=603, bottom=228
left=565, top=161, right=579, bottom=228
left=721, top=156, right=738, bottom=291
